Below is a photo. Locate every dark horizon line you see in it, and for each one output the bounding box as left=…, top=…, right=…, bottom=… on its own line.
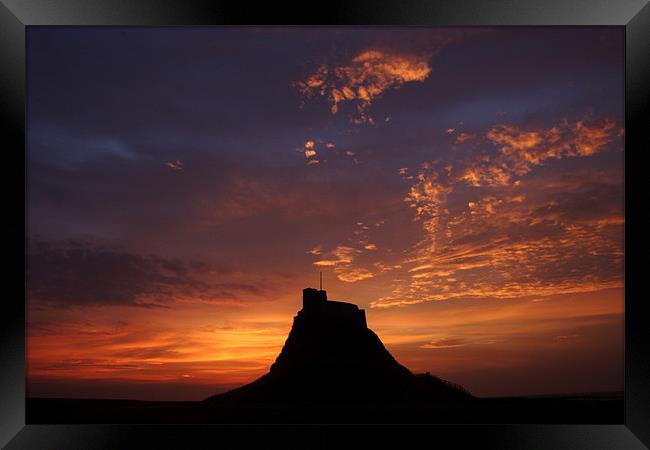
left=26, top=390, right=625, bottom=403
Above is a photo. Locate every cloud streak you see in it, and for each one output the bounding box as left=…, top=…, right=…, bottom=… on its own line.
left=420, top=338, right=467, bottom=349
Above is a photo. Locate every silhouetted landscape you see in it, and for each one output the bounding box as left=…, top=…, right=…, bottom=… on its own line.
left=27, top=288, right=623, bottom=424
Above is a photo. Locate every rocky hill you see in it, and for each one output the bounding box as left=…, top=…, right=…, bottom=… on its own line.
left=204, top=288, right=473, bottom=406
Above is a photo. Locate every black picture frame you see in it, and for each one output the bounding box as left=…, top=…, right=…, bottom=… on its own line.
left=3, top=0, right=648, bottom=448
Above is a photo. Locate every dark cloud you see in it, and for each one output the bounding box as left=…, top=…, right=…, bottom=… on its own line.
left=27, top=239, right=262, bottom=308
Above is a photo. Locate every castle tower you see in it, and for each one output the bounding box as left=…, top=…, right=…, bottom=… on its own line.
left=302, top=287, right=327, bottom=309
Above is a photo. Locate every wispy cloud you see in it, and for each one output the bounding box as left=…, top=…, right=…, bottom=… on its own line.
left=306, top=245, right=322, bottom=255
left=337, top=268, right=375, bottom=282
left=311, top=245, right=377, bottom=283
left=420, top=338, right=467, bottom=349
left=372, top=116, right=623, bottom=308
left=313, top=245, right=358, bottom=267
left=297, top=138, right=358, bottom=166
left=294, top=50, right=432, bottom=124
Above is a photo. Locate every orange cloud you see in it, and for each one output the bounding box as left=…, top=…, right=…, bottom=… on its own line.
left=337, top=268, right=375, bottom=283
left=460, top=165, right=511, bottom=187
left=485, top=118, right=618, bottom=177
left=310, top=243, right=378, bottom=283
left=298, top=139, right=360, bottom=166
left=372, top=116, right=623, bottom=308
left=374, top=262, right=402, bottom=272
left=295, top=50, right=432, bottom=124
left=404, top=161, right=453, bottom=237
left=313, top=245, right=357, bottom=267
left=442, top=118, right=620, bottom=189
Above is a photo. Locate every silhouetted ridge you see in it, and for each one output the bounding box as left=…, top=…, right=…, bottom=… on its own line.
left=204, top=288, right=473, bottom=405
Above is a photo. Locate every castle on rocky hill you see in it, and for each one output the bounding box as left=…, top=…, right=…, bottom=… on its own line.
left=204, top=285, right=473, bottom=406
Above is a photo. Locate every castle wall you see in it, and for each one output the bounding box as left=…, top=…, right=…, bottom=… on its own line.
left=300, top=288, right=367, bottom=329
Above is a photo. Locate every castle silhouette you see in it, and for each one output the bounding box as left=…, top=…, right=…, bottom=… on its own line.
left=301, top=287, right=367, bottom=327
left=204, top=287, right=473, bottom=406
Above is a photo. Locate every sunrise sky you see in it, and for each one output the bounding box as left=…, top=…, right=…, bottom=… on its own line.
left=26, top=27, right=624, bottom=401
